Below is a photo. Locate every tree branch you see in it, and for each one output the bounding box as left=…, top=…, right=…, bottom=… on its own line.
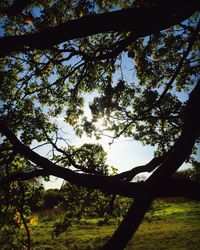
left=0, top=1, right=199, bottom=57
left=102, top=80, right=200, bottom=249
left=0, top=117, right=200, bottom=200
left=0, top=169, right=47, bottom=185
left=157, top=20, right=200, bottom=104
left=0, top=169, right=199, bottom=201
left=148, top=80, right=200, bottom=183
left=114, top=154, right=169, bottom=181
left=39, top=124, right=102, bottom=175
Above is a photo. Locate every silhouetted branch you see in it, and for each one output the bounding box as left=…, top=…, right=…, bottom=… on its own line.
left=0, top=169, right=199, bottom=201
left=0, top=1, right=198, bottom=57
left=102, top=80, right=200, bottom=249
left=114, top=154, right=169, bottom=181
left=39, top=124, right=101, bottom=175
left=0, top=169, right=47, bottom=185
left=148, top=80, right=200, bottom=183
left=157, top=20, right=200, bottom=104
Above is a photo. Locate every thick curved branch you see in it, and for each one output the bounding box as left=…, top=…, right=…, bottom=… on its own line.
left=0, top=169, right=47, bottom=185
left=148, top=80, right=200, bottom=184
left=0, top=124, right=141, bottom=197
left=1, top=116, right=200, bottom=201
left=102, top=80, right=200, bottom=249
left=0, top=120, right=140, bottom=196
left=0, top=169, right=199, bottom=201
left=0, top=1, right=199, bottom=57
left=0, top=82, right=200, bottom=250
left=114, top=154, right=169, bottom=181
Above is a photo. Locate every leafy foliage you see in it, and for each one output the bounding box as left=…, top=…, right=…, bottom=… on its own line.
left=0, top=0, right=199, bottom=249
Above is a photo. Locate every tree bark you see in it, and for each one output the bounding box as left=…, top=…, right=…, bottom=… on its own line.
left=101, top=80, right=200, bottom=249
left=102, top=197, right=152, bottom=250
left=0, top=1, right=199, bottom=57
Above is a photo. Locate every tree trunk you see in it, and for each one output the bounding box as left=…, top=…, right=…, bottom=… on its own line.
left=101, top=197, right=152, bottom=250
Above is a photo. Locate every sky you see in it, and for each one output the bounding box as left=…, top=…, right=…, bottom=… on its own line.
left=40, top=124, right=199, bottom=190
left=38, top=54, right=200, bottom=190
left=35, top=54, right=143, bottom=189
left=40, top=119, right=156, bottom=190
left=0, top=7, right=199, bottom=190
left=39, top=104, right=199, bottom=190
left=0, top=50, right=199, bottom=190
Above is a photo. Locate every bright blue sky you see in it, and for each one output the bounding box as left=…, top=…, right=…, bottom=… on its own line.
left=1, top=49, right=193, bottom=189
left=0, top=48, right=199, bottom=190
left=39, top=116, right=198, bottom=190
left=44, top=62, right=200, bottom=190
left=0, top=8, right=199, bottom=190
left=39, top=53, right=199, bottom=189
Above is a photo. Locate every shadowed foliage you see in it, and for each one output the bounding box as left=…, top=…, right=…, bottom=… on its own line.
left=0, top=1, right=199, bottom=249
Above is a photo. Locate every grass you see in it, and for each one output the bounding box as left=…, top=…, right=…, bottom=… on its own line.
left=127, top=200, right=200, bottom=250
left=27, top=199, right=200, bottom=249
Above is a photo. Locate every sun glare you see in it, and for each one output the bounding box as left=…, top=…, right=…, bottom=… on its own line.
left=94, top=117, right=114, bottom=145
left=95, top=117, right=106, bottom=131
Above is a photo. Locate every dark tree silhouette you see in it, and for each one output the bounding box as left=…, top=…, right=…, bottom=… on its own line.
left=0, top=1, right=199, bottom=249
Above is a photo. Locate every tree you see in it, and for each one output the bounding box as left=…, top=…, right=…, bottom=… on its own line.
left=174, top=162, right=200, bottom=183
left=54, top=143, right=122, bottom=236
left=0, top=0, right=200, bottom=249
left=44, top=188, right=62, bottom=209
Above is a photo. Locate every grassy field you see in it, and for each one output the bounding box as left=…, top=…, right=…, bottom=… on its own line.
left=28, top=199, right=200, bottom=250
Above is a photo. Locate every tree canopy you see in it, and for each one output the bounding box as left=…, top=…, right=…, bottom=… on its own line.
left=0, top=0, right=200, bottom=249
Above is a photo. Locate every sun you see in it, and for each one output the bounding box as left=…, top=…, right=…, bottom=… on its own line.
left=92, top=117, right=114, bottom=147
left=94, top=117, right=114, bottom=138
left=95, top=117, right=106, bottom=132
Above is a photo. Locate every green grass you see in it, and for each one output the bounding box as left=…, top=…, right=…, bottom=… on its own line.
left=127, top=200, right=200, bottom=250
left=29, top=199, right=200, bottom=250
